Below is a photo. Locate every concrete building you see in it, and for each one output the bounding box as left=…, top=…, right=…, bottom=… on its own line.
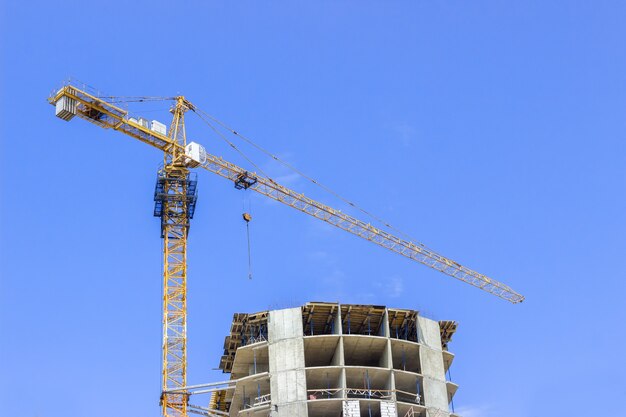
left=211, top=302, right=459, bottom=417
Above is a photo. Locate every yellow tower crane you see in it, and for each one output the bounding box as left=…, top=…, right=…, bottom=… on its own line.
left=49, top=81, right=524, bottom=417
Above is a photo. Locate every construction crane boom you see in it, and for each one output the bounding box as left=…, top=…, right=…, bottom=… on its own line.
left=49, top=83, right=524, bottom=303
left=200, top=155, right=523, bottom=303
left=48, top=81, right=524, bottom=417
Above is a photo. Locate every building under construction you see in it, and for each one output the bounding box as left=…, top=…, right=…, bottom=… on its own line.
left=210, top=302, right=459, bottom=417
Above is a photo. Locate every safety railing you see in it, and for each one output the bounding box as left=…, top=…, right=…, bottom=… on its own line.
left=242, top=393, right=271, bottom=409
left=307, top=388, right=342, bottom=400
left=395, top=388, right=422, bottom=405
left=305, top=387, right=423, bottom=404
left=345, top=388, right=393, bottom=400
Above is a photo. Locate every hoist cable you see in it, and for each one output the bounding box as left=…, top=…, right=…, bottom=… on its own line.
left=246, top=221, right=253, bottom=280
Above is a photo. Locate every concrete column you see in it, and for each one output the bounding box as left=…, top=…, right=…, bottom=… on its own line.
left=382, top=308, right=391, bottom=338
left=331, top=337, right=344, bottom=366
left=339, top=367, right=347, bottom=399
left=335, top=305, right=343, bottom=335
left=389, top=365, right=398, bottom=403
left=268, top=307, right=308, bottom=417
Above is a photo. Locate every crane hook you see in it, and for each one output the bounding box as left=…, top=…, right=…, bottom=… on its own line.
left=243, top=212, right=253, bottom=279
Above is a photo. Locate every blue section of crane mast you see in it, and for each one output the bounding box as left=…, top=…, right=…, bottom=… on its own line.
left=153, top=171, right=198, bottom=233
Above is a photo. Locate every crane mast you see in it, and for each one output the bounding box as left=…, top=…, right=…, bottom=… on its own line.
left=157, top=97, right=195, bottom=417
left=48, top=81, right=524, bottom=417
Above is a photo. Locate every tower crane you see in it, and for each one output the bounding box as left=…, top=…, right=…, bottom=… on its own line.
left=48, top=81, right=524, bottom=417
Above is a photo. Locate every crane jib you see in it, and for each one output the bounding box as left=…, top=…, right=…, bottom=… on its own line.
left=48, top=82, right=525, bottom=304
left=198, top=154, right=524, bottom=304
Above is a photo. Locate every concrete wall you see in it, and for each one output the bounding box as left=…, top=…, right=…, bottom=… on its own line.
left=417, top=315, right=442, bottom=351
left=268, top=307, right=308, bottom=417
left=417, top=315, right=449, bottom=412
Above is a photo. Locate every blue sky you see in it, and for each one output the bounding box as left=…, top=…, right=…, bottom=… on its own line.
left=1, top=2, right=625, bottom=416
